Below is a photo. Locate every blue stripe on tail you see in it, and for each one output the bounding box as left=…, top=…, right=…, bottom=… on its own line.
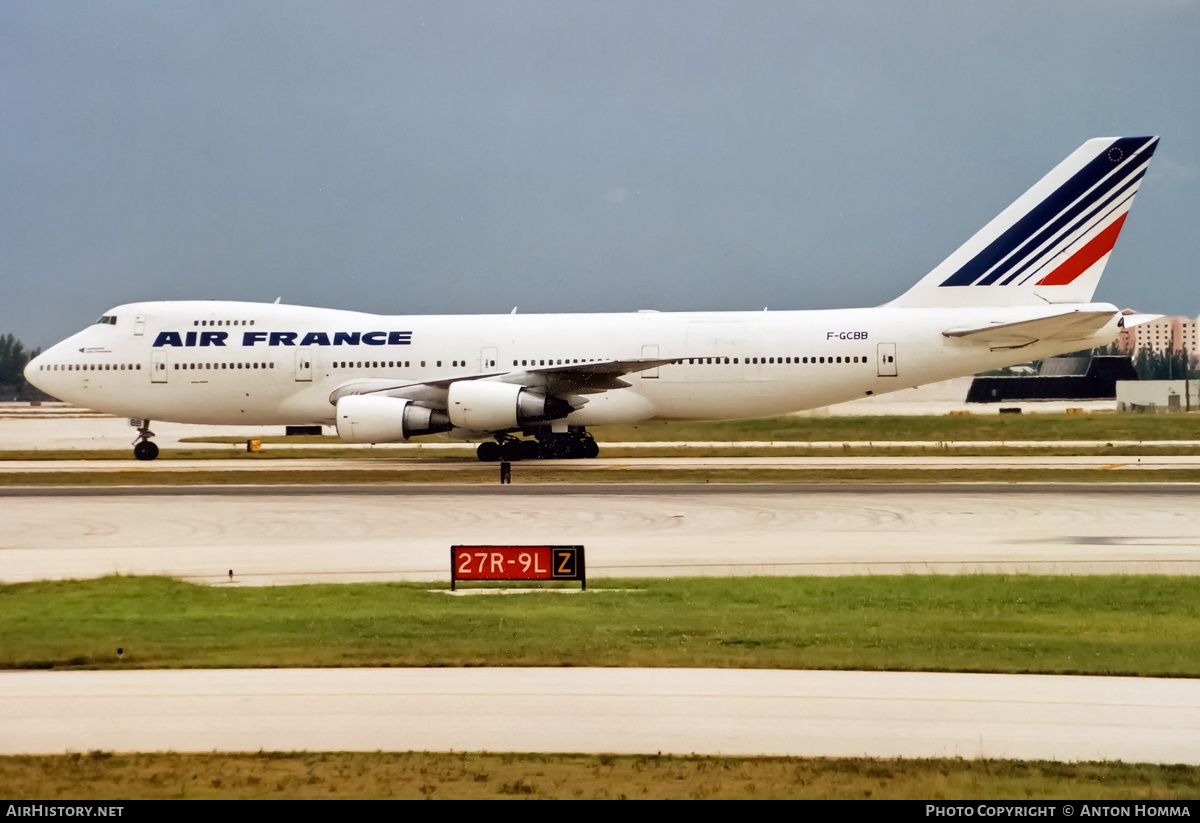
left=939, top=136, right=1156, bottom=287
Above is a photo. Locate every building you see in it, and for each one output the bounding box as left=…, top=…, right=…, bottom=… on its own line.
left=967, top=356, right=1137, bottom=404
left=1116, top=315, right=1199, bottom=361
left=1116, top=379, right=1200, bottom=413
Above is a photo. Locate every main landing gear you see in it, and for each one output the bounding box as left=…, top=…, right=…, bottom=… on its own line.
left=132, top=421, right=159, bottom=461
left=475, top=430, right=599, bottom=462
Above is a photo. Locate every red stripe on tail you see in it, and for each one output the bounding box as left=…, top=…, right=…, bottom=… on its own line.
left=1036, top=213, right=1127, bottom=287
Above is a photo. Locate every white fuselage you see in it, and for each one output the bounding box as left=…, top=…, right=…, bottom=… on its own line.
left=27, top=300, right=1122, bottom=431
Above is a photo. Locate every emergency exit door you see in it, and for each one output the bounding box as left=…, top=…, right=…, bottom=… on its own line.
left=877, top=343, right=897, bottom=377
left=151, top=350, right=167, bottom=383
left=641, top=344, right=660, bottom=378
left=295, top=347, right=312, bottom=382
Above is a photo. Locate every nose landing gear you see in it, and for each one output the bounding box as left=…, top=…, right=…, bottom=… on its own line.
left=132, top=421, right=159, bottom=461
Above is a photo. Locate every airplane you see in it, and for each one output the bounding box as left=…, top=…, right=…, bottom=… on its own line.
left=26, top=136, right=1160, bottom=462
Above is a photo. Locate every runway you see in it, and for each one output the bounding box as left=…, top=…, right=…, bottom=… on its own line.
left=2, top=485, right=1199, bottom=584
left=4, top=668, right=1198, bottom=762
left=2, top=454, right=1200, bottom=473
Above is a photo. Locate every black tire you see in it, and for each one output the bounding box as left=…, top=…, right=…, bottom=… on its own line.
left=477, top=441, right=501, bottom=462
left=520, top=439, right=541, bottom=460
left=133, top=441, right=159, bottom=461
left=580, top=438, right=599, bottom=459
left=498, top=440, right=525, bottom=462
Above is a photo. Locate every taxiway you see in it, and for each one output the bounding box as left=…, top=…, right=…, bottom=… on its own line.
left=4, top=668, right=1198, bottom=762
left=2, top=484, right=1198, bottom=584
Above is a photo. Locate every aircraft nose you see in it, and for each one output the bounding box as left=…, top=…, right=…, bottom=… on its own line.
left=23, top=351, right=44, bottom=385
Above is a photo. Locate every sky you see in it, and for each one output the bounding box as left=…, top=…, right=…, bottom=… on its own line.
left=2, top=1, right=1199, bottom=349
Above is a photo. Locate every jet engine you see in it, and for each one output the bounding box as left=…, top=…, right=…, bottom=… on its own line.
left=335, top=395, right=452, bottom=443
left=447, top=380, right=572, bottom=430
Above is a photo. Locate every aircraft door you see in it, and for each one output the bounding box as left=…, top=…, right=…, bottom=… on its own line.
left=480, top=346, right=498, bottom=370
left=877, top=343, right=898, bottom=377
left=295, top=347, right=312, bottom=382
left=151, top=350, right=167, bottom=383
left=134, top=315, right=146, bottom=336
left=641, top=344, right=660, bottom=378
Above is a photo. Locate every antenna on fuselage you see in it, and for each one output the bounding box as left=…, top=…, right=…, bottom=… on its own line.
left=273, top=297, right=282, bottom=304
left=511, top=307, right=518, bottom=314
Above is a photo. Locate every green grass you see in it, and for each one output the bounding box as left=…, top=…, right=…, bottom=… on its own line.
left=173, top=413, right=1200, bottom=445
left=3, top=575, right=1198, bottom=676
left=589, top=413, right=1200, bottom=443
left=3, top=752, right=1198, bottom=799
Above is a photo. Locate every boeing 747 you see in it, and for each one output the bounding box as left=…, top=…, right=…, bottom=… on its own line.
left=26, top=136, right=1160, bottom=461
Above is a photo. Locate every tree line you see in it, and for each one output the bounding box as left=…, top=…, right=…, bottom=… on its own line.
left=1084, top=342, right=1195, bottom=381
left=0, top=334, right=47, bottom=400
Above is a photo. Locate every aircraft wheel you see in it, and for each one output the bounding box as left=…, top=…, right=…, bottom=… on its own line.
left=520, top=440, right=541, bottom=460
left=477, top=442, right=501, bottom=462
left=133, top=441, right=159, bottom=461
left=580, top=438, right=599, bottom=459
left=498, top=440, right=525, bottom=462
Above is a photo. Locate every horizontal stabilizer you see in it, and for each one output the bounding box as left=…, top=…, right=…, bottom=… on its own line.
left=1118, top=311, right=1162, bottom=329
left=942, top=310, right=1117, bottom=349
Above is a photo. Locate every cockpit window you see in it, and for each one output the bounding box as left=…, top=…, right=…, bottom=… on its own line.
left=93, top=315, right=118, bottom=326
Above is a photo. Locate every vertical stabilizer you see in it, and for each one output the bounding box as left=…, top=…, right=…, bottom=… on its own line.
left=889, top=137, right=1158, bottom=307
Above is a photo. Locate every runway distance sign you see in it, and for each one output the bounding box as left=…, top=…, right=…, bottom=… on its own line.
left=451, top=545, right=586, bottom=591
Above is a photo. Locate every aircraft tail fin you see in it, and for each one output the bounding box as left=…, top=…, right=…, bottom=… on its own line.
left=889, top=137, right=1158, bottom=308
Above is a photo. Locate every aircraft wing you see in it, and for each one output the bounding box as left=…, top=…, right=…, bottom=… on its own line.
left=327, top=357, right=680, bottom=405
left=941, top=310, right=1118, bottom=350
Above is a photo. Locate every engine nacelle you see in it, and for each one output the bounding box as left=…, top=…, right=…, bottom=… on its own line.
left=447, top=380, right=572, bottom=431
left=335, top=395, right=451, bottom=443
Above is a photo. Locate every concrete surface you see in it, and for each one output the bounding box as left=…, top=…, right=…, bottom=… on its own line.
left=3, top=486, right=1198, bottom=584
left=4, top=668, right=1197, bottom=762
